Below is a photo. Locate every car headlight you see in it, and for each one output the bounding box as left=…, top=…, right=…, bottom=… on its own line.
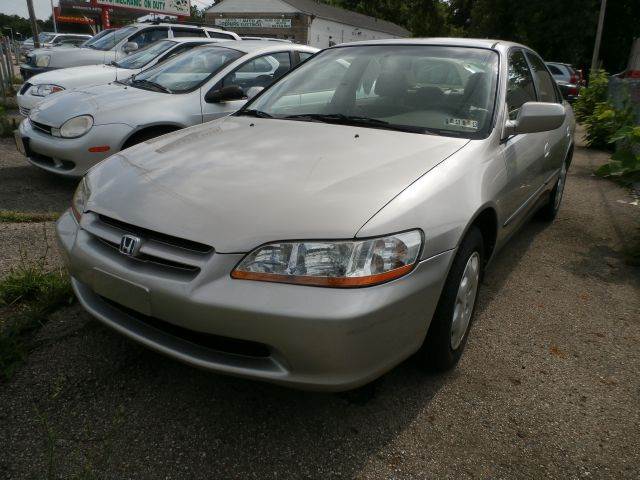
left=53, top=115, right=94, bottom=139
left=71, top=177, right=91, bottom=221
left=35, top=55, right=50, bottom=67
left=231, top=230, right=423, bottom=287
left=30, top=84, right=64, bottom=97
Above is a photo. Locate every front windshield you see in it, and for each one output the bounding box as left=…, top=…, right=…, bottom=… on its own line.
left=115, top=40, right=176, bottom=69
left=89, top=26, right=137, bottom=51
left=128, top=46, right=242, bottom=93
left=247, top=45, right=499, bottom=138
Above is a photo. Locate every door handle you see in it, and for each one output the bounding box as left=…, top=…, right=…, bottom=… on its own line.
left=544, top=142, right=551, bottom=158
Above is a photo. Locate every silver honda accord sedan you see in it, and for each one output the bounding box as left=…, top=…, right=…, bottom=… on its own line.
left=56, top=38, right=574, bottom=391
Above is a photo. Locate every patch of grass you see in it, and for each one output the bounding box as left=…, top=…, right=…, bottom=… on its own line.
left=0, top=210, right=61, bottom=223
left=0, top=265, right=74, bottom=381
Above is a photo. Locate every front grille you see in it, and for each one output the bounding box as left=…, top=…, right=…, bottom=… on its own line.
left=98, top=214, right=213, bottom=254
left=83, top=213, right=213, bottom=277
left=19, top=106, right=31, bottom=116
left=19, top=82, right=32, bottom=95
left=102, top=296, right=271, bottom=358
left=96, top=235, right=200, bottom=273
left=30, top=120, right=52, bottom=136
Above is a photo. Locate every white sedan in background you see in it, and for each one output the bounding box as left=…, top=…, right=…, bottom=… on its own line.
left=17, top=41, right=317, bottom=177
left=16, top=38, right=222, bottom=116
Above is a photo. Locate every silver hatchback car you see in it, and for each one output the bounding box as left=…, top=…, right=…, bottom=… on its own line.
left=57, top=39, right=574, bottom=391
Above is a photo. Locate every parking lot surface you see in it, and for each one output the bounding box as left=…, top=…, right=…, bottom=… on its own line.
left=0, top=136, right=639, bottom=479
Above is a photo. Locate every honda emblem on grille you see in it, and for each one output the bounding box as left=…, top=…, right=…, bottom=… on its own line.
left=119, top=234, right=141, bottom=257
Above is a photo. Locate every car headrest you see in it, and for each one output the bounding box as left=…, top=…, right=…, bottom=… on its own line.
left=374, top=71, right=409, bottom=98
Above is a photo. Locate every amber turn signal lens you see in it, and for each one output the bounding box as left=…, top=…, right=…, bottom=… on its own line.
left=231, top=263, right=415, bottom=288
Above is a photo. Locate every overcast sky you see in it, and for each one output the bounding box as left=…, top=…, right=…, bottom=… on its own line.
left=1, top=0, right=60, bottom=21
left=1, top=0, right=215, bottom=20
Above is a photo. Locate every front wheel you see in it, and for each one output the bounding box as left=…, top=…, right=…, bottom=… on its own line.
left=419, top=227, right=484, bottom=371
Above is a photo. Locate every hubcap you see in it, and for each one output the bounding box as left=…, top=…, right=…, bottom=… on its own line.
left=450, top=252, right=481, bottom=350
left=554, top=163, right=567, bottom=211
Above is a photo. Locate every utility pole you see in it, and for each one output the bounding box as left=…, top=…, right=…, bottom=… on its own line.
left=590, top=0, right=607, bottom=73
left=26, top=0, right=41, bottom=48
left=51, top=0, right=58, bottom=33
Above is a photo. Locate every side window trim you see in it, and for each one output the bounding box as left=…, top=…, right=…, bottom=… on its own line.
left=524, top=50, right=562, bottom=104
left=521, top=49, right=540, bottom=101
left=505, top=47, right=537, bottom=120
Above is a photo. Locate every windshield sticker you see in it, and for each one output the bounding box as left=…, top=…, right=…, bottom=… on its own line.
left=446, top=118, right=479, bottom=130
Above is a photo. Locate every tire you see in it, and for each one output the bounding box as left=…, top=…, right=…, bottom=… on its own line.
left=419, top=226, right=484, bottom=372
left=537, top=157, right=569, bottom=222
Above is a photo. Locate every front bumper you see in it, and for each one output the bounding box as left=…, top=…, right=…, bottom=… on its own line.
left=18, top=118, right=132, bottom=177
left=56, top=210, right=455, bottom=391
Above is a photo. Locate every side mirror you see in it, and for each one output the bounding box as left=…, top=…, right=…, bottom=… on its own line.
left=123, top=42, right=138, bottom=54
left=205, top=85, right=246, bottom=103
left=503, top=102, right=566, bottom=138
left=246, top=86, right=264, bottom=100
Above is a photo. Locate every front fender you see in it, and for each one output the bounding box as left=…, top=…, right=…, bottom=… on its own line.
left=356, top=139, right=507, bottom=261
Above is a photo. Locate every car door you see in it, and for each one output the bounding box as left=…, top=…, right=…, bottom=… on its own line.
left=500, top=48, right=547, bottom=227
left=200, top=51, right=294, bottom=123
left=525, top=51, right=570, bottom=183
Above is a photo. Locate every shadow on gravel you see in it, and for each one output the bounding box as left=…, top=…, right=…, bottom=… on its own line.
left=0, top=165, right=77, bottom=214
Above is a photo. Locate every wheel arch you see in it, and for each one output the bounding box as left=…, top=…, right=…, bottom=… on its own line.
left=459, top=204, right=499, bottom=265
left=120, top=123, right=185, bottom=150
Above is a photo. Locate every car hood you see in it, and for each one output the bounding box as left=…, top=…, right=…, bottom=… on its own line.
left=39, top=47, right=116, bottom=68
left=30, top=64, right=136, bottom=90
left=86, top=116, right=469, bottom=253
left=28, top=82, right=162, bottom=127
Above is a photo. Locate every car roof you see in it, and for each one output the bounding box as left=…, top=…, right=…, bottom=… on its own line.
left=170, top=37, right=226, bottom=44
left=332, top=37, right=529, bottom=51
left=201, top=40, right=318, bottom=54
left=131, top=22, right=230, bottom=33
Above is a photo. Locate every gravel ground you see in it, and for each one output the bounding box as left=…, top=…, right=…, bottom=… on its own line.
left=0, top=138, right=73, bottom=275
left=0, top=137, right=78, bottom=214
left=0, top=133, right=639, bottom=479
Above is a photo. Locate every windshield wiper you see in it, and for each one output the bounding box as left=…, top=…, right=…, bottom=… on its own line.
left=131, top=78, right=172, bottom=94
left=237, top=109, right=273, bottom=118
left=282, top=113, right=434, bottom=134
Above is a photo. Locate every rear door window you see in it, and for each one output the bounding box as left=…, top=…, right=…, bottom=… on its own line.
left=208, top=32, right=237, bottom=40
left=172, top=28, right=207, bottom=38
